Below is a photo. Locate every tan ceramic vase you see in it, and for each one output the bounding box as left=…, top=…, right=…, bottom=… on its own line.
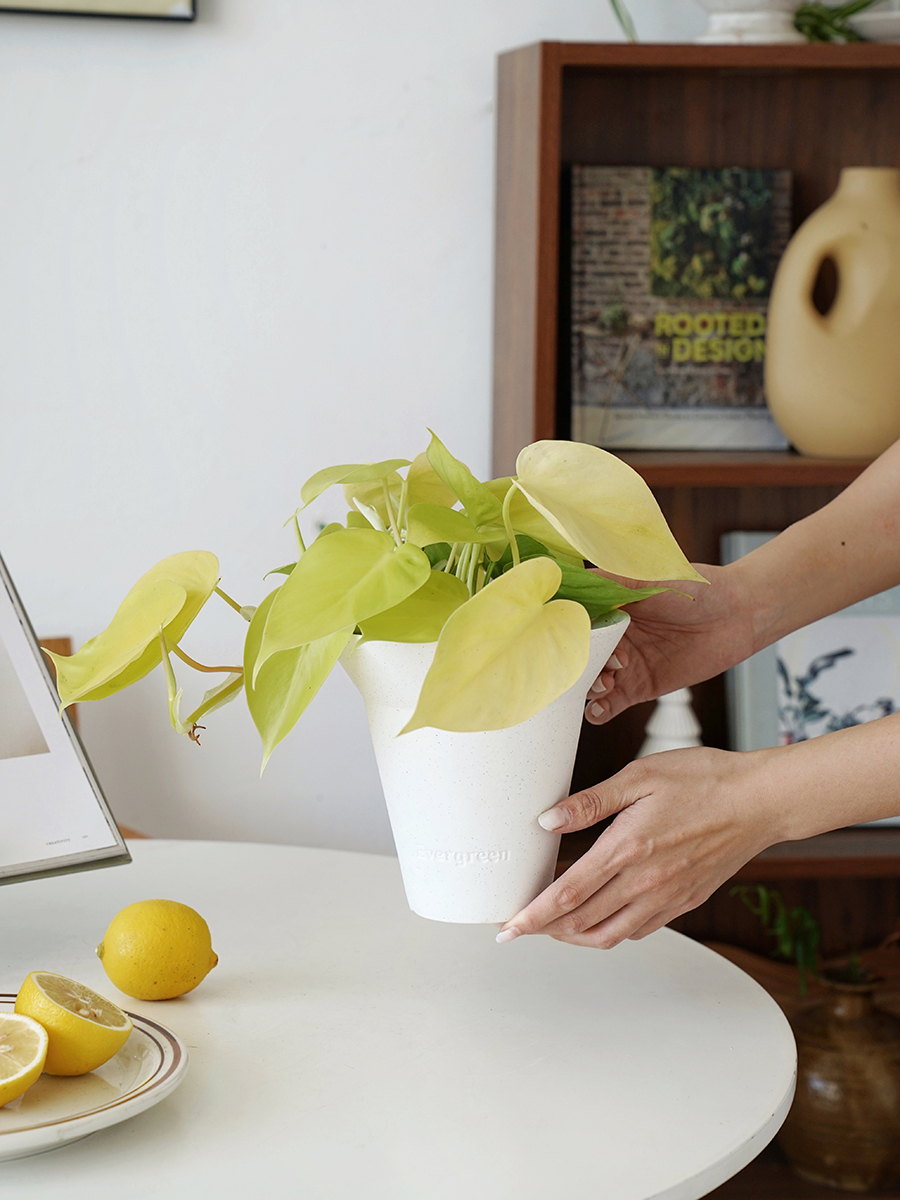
left=777, top=979, right=900, bottom=1191
left=765, top=167, right=900, bottom=458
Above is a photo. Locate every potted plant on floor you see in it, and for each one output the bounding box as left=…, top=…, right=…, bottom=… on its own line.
left=47, top=434, right=703, bottom=923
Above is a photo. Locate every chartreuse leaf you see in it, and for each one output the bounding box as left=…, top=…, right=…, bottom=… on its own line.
left=46, top=551, right=219, bottom=707
left=255, top=527, right=430, bottom=681
left=484, top=477, right=583, bottom=565
left=245, top=589, right=351, bottom=770
left=400, top=557, right=590, bottom=734
left=358, top=570, right=469, bottom=643
left=405, top=452, right=457, bottom=509
left=300, top=460, right=410, bottom=507
left=425, top=431, right=502, bottom=529
left=406, top=503, right=504, bottom=549
left=343, top=474, right=403, bottom=528
left=515, top=442, right=707, bottom=583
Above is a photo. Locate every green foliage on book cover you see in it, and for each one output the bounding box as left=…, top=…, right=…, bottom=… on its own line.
left=650, top=168, right=779, bottom=302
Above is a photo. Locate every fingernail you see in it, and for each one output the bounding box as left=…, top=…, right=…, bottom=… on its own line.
left=496, top=926, right=521, bottom=944
left=588, top=700, right=605, bottom=719
left=587, top=680, right=607, bottom=697
left=607, top=653, right=624, bottom=670
left=538, top=807, right=567, bottom=831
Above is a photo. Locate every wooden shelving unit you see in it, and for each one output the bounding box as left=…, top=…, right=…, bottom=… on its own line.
left=493, top=43, right=900, bottom=1195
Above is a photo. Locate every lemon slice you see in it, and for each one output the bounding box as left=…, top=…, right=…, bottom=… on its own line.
left=0, top=1013, right=49, bottom=1106
left=15, top=972, right=133, bottom=1077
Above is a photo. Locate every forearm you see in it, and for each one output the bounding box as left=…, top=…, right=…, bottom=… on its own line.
left=756, top=712, right=900, bottom=841
left=727, top=438, right=900, bottom=652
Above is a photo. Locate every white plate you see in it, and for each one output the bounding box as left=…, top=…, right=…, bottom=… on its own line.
left=0, top=995, right=188, bottom=1161
left=850, top=11, right=900, bottom=40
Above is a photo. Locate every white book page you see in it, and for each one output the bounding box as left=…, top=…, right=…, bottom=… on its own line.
left=0, top=556, right=128, bottom=880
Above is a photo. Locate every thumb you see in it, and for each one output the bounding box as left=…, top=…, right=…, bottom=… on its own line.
left=537, top=778, right=636, bottom=834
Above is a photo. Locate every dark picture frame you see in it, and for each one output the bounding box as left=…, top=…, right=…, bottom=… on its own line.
left=0, top=0, right=194, bottom=19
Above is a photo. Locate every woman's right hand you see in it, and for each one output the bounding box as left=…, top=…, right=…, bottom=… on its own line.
left=587, top=562, right=756, bottom=725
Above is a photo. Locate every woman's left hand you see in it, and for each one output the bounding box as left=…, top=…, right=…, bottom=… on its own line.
left=496, top=745, right=782, bottom=949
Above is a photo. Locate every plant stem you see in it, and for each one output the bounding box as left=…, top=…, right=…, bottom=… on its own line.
left=501, top=484, right=520, bottom=569
left=444, top=542, right=459, bottom=573
left=466, top=544, right=480, bottom=595
left=214, top=585, right=244, bottom=614
left=397, top=477, right=409, bottom=538
left=291, top=513, right=306, bottom=555
left=183, top=673, right=245, bottom=729
left=381, top=480, right=402, bottom=547
left=172, top=645, right=243, bottom=675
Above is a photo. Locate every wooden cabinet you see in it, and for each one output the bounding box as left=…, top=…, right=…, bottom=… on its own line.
left=493, top=41, right=900, bottom=1196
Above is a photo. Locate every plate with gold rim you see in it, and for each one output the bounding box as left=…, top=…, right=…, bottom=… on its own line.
left=0, top=995, right=188, bottom=1161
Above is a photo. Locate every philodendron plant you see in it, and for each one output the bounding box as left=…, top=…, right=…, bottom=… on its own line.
left=48, top=435, right=705, bottom=767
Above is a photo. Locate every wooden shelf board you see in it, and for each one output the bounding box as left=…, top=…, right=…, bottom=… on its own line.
left=615, top=451, right=871, bottom=489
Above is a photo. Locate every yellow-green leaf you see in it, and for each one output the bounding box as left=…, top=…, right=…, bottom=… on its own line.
left=358, top=570, right=469, bottom=643
left=46, top=551, right=219, bottom=707
left=401, top=557, right=590, bottom=734
left=300, top=460, right=410, bottom=507
left=245, top=589, right=351, bottom=770
left=484, top=476, right=584, bottom=565
left=515, top=442, right=707, bottom=582
left=343, top=473, right=403, bottom=529
left=406, top=503, right=503, bottom=549
left=425, top=431, right=502, bottom=529
left=405, top=452, right=457, bottom=509
left=255, top=528, right=430, bottom=680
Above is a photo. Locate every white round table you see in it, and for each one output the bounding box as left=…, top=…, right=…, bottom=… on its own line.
left=0, top=840, right=795, bottom=1199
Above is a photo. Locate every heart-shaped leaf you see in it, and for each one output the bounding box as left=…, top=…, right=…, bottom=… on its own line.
left=245, top=589, right=351, bottom=770
left=405, top=452, right=457, bottom=509
left=515, top=442, right=707, bottom=582
left=406, top=503, right=504, bottom=549
left=358, top=570, right=469, bottom=644
left=401, top=557, right=590, bottom=733
left=425, top=431, right=502, bottom=529
left=300, top=460, right=410, bottom=507
left=46, top=551, right=219, bottom=707
left=484, top=477, right=583, bottom=565
left=255, top=528, right=430, bottom=680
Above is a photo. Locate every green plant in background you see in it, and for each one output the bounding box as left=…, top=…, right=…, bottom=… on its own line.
left=731, top=885, right=823, bottom=996
left=650, top=168, right=778, bottom=300
left=794, top=0, right=878, bottom=42
left=609, top=0, right=637, bottom=41
left=46, top=435, right=704, bottom=768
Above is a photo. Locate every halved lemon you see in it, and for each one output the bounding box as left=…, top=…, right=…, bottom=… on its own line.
left=0, top=1013, right=49, bottom=1106
left=15, top=972, right=132, bottom=1077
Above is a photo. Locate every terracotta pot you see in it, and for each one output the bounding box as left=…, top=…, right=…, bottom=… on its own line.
left=777, top=977, right=900, bottom=1191
left=765, top=167, right=900, bottom=458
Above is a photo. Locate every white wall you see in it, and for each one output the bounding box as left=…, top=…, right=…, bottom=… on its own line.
left=0, top=0, right=703, bottom=854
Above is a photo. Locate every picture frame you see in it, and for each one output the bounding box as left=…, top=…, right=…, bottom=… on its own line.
left=0, top=1, right=193, bottom=19
left=0, top=551, right=130, bottom=885
left=721, top=531, right=900, bottom=826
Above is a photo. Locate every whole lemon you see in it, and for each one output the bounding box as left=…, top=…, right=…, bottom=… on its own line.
left=97, top=899, right=218, bottom=1001
left=15, top=971, right=132, bottom=1076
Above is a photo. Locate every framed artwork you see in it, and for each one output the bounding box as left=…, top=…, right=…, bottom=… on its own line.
left=721, top=531, right=900, bottom=826
left=0, top=1, right=193, bottom=18
left=0, top=552, right=130, bottom=884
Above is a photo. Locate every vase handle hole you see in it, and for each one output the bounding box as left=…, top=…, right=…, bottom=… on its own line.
left=811, top=255, right=839, bottom=317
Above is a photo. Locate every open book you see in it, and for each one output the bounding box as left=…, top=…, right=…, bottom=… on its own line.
left=0, top=552, right=130, bottom=884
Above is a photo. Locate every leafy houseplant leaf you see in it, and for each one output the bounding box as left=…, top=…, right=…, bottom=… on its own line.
left=300, top=460, right=410, bottom=507
left=406, top=503, right=504, bottom=549
left=400, top=557, right=591, bottom=734
left=484, top=477, right=584, bottom=565
left=255, top=527, right=431, bottom=679
left=245, top=590, right=352, bottom=769
left=343, top=474, right=403, bottom=529
left=422, top=542, right=452, bottom=569
left=46, top=551, right=220, bottom=707
left=405, top=452, right=458, bottom=509
left=425, top=431, right=502, bottom=530
left=358, top=570, right=469, bottom=644
left=515, top=441, right=707, bottom=583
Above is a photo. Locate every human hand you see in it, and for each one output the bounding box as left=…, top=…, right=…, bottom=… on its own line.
left=496, top=746, right=782, bottom=950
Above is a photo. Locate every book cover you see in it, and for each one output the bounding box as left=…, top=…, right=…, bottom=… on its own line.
left=570, top=166, right=792, bottom=450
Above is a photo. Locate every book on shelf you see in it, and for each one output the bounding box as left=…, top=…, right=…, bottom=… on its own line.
left=0, top=552, right=130, bottom=885
left=569, top=165, right=792, bottom=451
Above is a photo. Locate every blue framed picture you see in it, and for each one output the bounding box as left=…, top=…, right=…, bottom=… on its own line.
left=722, top=531, right=900, bottom=826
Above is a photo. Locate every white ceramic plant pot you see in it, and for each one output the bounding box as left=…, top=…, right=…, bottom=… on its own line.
left=340, top=612, right=629, bottom=924
left=695, top=0, right=805, bottom=43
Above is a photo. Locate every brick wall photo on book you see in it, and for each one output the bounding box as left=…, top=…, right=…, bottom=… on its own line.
left=570, top=166, right=792, bottom=450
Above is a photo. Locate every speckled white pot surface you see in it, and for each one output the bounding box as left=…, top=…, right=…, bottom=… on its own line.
left=340, top=613, right=630, bottom=924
